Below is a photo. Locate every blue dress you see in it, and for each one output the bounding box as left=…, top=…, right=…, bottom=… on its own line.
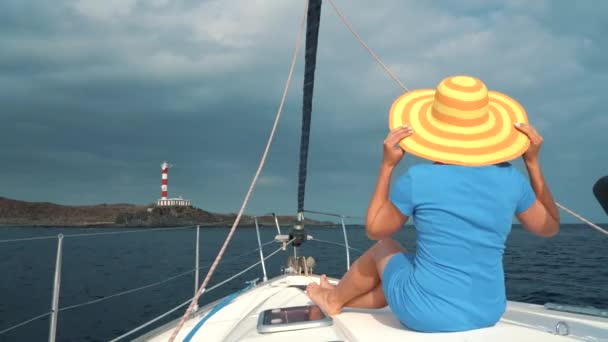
left=383, top=163, right=535, bottom=332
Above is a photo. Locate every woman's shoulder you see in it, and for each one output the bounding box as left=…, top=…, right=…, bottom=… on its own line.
left=403, top=163, right=453, bottom=181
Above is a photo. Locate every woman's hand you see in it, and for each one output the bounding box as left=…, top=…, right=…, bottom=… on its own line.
left=514, top=122, right=542, bottom=164
left=383, top=125, right=414, bottom=168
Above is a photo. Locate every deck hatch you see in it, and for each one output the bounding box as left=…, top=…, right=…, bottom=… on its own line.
left=288, top=284, right=308, bottom=291
left=257, top=305, right=333, bottom=333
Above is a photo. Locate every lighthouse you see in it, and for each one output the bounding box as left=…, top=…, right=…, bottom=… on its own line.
left=156, top=161, right=192, bottom=207
left=161, top=161, right=170, bottom=200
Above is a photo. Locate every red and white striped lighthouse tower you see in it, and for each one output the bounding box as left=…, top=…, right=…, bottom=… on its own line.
left=160, top=161, right=171, bottom=200
left=156, top=161, right=192, bottom=207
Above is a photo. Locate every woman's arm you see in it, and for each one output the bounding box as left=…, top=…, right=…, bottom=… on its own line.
left=366, top=126, right=412, bottom=240
left=514, top=123, right=560, bottom=237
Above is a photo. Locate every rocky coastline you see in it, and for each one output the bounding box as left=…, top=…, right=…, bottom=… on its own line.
left=0, top=197, right=334, bottom=228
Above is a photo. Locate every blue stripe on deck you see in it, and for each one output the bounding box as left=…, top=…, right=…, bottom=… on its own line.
left=182, top=287, right=249, bottom=342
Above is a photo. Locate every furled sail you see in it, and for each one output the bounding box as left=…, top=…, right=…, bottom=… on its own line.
left=297, top=0, right=322, bottom=214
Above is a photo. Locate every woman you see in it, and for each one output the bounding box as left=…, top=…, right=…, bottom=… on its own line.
left=306, top=75, right=560, bottom=332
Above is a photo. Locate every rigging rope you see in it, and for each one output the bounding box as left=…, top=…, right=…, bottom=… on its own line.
left=167, top=1, right=310, bottom=339
left=556, top=202, right=608, bottom=236
left=327, top=0, right=409, bottom=92
left=109, top=298, right=193, bottom=342
left=327, top=0, right=605, bottom=236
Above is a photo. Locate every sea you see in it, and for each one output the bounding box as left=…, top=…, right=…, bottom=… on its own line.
left=0, top=224, right=606, bottom=341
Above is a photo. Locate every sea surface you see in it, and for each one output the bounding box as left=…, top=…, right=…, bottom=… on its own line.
left=0, top=224, right=606, bottom=341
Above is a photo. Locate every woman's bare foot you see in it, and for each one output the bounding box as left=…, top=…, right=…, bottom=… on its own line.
left=306, top=282, right=342, bottom=316
left=319, top=274, right=336, bottom=289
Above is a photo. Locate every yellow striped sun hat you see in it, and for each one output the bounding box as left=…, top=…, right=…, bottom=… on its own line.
left=389, top=75, right=530, bottom=166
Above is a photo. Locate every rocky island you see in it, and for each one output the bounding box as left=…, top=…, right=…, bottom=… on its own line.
left=0, top=197, right=333, bottom=228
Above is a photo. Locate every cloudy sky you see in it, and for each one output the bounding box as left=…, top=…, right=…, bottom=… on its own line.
left=1, top=0, right=606, bottom=224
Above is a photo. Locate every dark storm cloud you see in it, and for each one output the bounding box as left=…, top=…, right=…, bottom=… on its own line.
left=0, top=0, right=606, bottom=223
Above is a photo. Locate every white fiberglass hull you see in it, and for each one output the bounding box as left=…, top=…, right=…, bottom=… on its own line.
left=135, top=274, right=608, bottom=342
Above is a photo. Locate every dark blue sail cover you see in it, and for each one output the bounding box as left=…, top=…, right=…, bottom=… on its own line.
left=297, top=0, right=322, bottom=213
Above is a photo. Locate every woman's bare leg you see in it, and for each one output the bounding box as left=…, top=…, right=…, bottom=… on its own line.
left=345, top=285, right=388, bottom=308
left=319, top=275, right=387, bottom=309
left=306, top=239, right=404, bottom=315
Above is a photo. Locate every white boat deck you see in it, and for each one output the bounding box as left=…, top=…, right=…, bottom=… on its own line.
left=138, top=275, right=608, bottom=341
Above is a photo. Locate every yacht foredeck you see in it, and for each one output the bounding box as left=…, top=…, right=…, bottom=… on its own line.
left=138, top=275, right=608, bottom=342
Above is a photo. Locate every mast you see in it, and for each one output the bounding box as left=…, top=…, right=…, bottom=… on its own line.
left=291, top=0, right=322, bottom=249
